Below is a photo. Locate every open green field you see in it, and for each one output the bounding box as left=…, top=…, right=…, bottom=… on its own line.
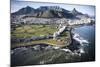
left=11, top=24, right=71, bottom=48
left=12, top=25, right=58, bottom=38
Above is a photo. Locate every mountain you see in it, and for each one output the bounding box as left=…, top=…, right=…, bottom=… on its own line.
left=71, top=8, right=83, bottom=16
left=11, top=6, right=35, bottom=15
left=11, top=6, right=91, bottom=19
left=11, top=6, right=76, bottom=18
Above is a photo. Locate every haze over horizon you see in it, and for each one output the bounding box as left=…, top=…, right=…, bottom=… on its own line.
left=11, top=0, right=95, bottom=16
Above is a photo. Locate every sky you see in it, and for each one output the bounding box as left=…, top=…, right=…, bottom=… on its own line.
left=11, top=0, right=95, bottom=16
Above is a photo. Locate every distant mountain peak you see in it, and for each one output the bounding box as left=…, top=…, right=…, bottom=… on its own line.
left=22, top=6, right=34, bottom=11
left=26, top=6, right=31, bottom=8
left=72, top=8, right=83, bottom=15
left=73, top=8, right=76, bottom=11
left=12, top=6, right=35, bottom=15
left=72, top=8, right=78, bottom=14
left=24, top=6, right=34, bottom=10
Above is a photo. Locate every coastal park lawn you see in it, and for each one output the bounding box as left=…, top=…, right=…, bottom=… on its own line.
left=11, top=24, right=58, bottom=38
left=11, top=24, right=71, bottom=48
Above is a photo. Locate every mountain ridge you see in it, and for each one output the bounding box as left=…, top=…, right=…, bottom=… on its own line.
left=11, top=6, right=90, bottom=19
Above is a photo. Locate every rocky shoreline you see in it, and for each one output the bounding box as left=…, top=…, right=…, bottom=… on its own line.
left=11, top=43, right=81, bottom=66
left=11, top=24, right=94, bottom=66
left=11, top=31, right=89, bottom=66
